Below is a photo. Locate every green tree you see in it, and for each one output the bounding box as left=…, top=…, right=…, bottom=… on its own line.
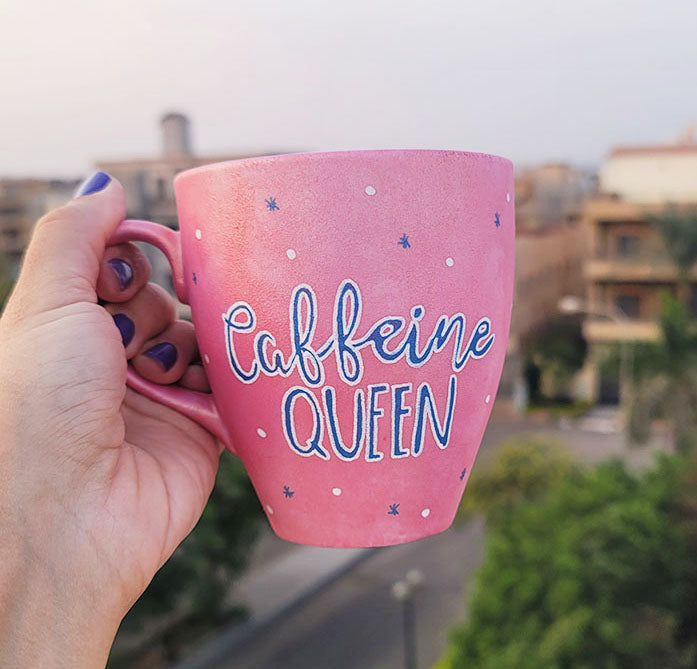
left=441, top=456, right=696, bottom=669
left=650, top=206, right=697, bottom=307
left=109, top=451, right=265, bottom=666
left=457, top=436, right=577, bottom=527
left=523, top=316, right=587, bottom=402
left=628, top=293, right=697, bottom=453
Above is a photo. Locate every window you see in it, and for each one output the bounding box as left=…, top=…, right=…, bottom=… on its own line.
left=615, top=235, right=641, bottom=257
left=615, top=295, right=641, bottom=318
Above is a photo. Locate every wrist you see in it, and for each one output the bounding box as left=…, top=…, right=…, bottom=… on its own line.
left=0, top=542, right=123, bottom=668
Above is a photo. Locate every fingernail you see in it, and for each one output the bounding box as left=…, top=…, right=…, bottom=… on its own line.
left=112, top=313, right=135, bottom=347
left=108, top=258, right=133, bottom=290
left=74, top=171, right=111, bottom=197
left=145, top=342, right=178, bottom=371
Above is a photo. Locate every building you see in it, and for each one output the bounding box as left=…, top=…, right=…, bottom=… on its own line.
left=599, top=128, right=697, bottom=204
left=96, top=112, right=288, bottom=304
left=498, top=164, right=592, bottom=410
left=97, top=112, right=286, bottom=228
left=0, top=179, right=79, bottom=277
left=580, top=131, right=697, bottom=403
left=0, top=113, right=287, bottom=304
left=515, top=162, right=595, bottom=230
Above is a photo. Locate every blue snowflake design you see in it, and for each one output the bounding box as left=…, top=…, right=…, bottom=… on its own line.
left=460, top=467, right=468, bottom=481
left=495, top=212, right=501, bottom=228
left=388, top=503, right=400, bottom=516
left=192, top=272, right=197, bottom=285
left=283, top=485, right=294, bottom=499
left=265, top=197, right=279, bottom=211
left=398, top=234, right=411, bottom=249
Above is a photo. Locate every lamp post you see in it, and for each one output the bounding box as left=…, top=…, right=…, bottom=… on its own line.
left=391, top=569, right=424, bottom=669
left=558, top=295, right=633, bottom=413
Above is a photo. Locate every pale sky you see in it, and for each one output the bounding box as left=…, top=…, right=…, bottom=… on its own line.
left=1, top=0, right=696, bottom=178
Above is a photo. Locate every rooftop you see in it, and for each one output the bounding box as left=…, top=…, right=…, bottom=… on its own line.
left=609, top=143, right=697, bottom=158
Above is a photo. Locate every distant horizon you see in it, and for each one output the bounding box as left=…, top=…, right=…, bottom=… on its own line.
left=2, top=0, right=695, bottom=179
left=0, top=133, right=606, bottom=181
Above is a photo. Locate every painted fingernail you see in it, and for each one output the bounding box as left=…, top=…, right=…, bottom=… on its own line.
left=144, top=342, right=178, bottom=371
left=108, top=258, right=133, bottom=290
left=74, top=171, right=111, bottom=197
left=112, top=314, right=135, bottom=347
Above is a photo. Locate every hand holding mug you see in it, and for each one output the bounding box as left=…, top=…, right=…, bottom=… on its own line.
left=0, top=174, right=221, bottom=666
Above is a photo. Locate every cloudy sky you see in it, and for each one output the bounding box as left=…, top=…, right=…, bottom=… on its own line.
left=1, top=0, right=696, bottom=177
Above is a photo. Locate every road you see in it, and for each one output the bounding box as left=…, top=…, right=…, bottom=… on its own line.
left=212, top=520, right=484, bottom=669
left=210, top=413, right=670, bottom=669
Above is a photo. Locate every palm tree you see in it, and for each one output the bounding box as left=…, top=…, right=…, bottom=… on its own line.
left=650, top=206, right=697, bottom=307
left=629, top=293, right=697, bottom=454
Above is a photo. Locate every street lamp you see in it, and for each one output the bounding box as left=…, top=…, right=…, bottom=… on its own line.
left=391, top=569, right=424, bottom=669
left=558, top=295, right=633, bottom=414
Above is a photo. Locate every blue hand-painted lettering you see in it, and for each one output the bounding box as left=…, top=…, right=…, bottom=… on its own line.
left=282, top=387, right=330, bottom=460
left=322, top=386, right=365, bottom=461
left=223, top=279, right=495, bottom=388
left=412, top=375, right=458, bottom=456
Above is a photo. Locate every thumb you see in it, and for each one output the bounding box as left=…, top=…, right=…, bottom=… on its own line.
left=9, top=172, right=126, bottom=318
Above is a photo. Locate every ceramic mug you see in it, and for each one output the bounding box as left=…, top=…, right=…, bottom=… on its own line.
left=107, top=150, right=515, bottom=547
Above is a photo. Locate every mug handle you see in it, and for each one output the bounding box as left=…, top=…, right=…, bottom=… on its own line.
left=107, top=219, right=235, bottom=453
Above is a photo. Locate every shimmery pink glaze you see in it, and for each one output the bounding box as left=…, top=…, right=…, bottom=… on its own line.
left=108, top=150, right=515, bottom=547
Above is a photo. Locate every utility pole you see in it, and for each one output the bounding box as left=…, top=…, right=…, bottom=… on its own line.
left=391, top=569, right=424, bottom=669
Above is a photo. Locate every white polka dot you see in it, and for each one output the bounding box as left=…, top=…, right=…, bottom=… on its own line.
left=257, top=428, right=267, bottom=438
left=286, top=249, right=297, bottom=260
left=506, top=192, right=511, bottom=203
left=204, top=353, right=210, bottom=364
left=266, top=504, right=274, bottom=514
left=195, top=229, right=202, bottom=240
left=332, top=487, right=342, bottom=496
left=485, top=394, right=491, bottom=404
left=365, top=185, right=376, bottom=196
left=445, top=257, right=454, bottom=267
left=421, top=508, right=431, bottom=518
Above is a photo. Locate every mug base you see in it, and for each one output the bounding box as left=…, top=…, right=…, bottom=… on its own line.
left=268, top=516, right=456, bottom=548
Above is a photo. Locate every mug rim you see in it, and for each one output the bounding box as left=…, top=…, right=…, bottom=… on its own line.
left=173, top=148, right=513, bottom=186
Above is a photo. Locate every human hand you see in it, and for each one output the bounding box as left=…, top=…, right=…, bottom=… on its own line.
left=0, top=173, right=221, bottom=667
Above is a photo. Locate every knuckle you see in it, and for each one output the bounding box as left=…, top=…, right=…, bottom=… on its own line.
left=35, top=202, right=86, bottom=232
left=141, top=282, right=178, bottom=320
left=172, top=319, right=195, bottom=336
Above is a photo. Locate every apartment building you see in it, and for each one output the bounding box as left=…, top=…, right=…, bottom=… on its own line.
left=0, top=179, right=78, bottom=277
left=581, top=134, right=697, bottom=402
left=498, top=164, right=592, bottom=410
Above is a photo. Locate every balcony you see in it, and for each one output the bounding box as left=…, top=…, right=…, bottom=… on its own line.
left=583, top=318, right=660, bottom=343
left=585, top=252, right=686, bottom=282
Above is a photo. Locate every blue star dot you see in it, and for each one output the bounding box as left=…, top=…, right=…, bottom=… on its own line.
left=283, top=485, right=294, bottom=499
left=398, top=234, right=411, bottom=249
left=388, top=503, right=400, bottom=516
left=266, top=197, right=279, bottom=211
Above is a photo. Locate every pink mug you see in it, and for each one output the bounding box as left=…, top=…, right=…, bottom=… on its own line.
left=107, top=149, right=515, bottom=547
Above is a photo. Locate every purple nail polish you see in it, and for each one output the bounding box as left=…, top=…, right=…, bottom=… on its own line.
left=145, top=342, right=178, bottom=371
left=108, top=258, right=133, bottom=290
left=75, top=171, right=111, bottom=197
left=112, top=313, right=135, bottom=347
